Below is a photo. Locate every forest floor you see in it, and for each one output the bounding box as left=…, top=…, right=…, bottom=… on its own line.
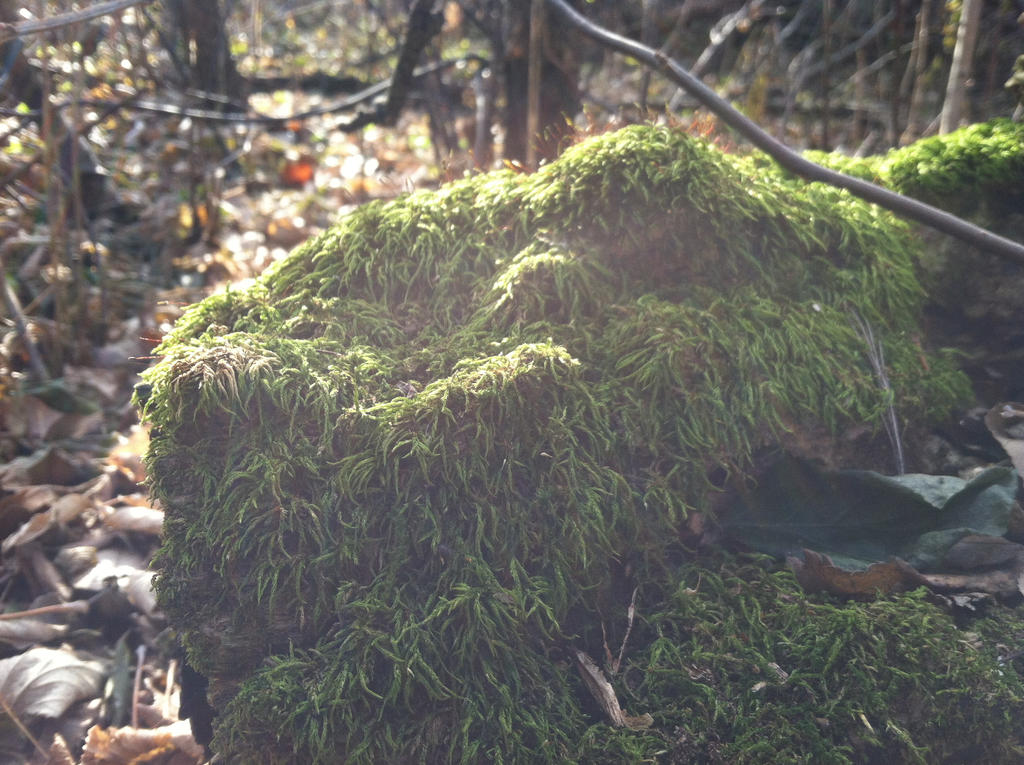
left=0, top=88, right=441, bottom=764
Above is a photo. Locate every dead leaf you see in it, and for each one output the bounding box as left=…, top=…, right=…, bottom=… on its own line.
left=0, top=618, right=68, bottom=649
left=120, top=571, right=157, bottom=616
left=74, top=548, right=150, bottom=594
left=62, top=366, right=123, bottom=404
left=0, top=396, right=64, bottom=443
left=81, top=721, right=204, bottom=765
left=2, top=511, right=54, bottom=554
left=52, top=494, right=92, bottom=524
left=940, top=592, right=993, bottom=612
left=0, top=647, right=104, bottom=722
left=1, top=494, right=92, bottom=555
left=0, top=485, right=57, bottom=538
left=44, top=410, right=105, bottom=442
left=787, top=549, right=929, bottom=599
left=105, top=425, right=150, bottom=484
left=103, top=505, right=163, bottom=536
left=20, top=544, right=72, bottom=601
left=0, top=448, right=96, bottom=489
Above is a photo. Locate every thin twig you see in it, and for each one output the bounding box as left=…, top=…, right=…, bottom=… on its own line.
left=0, top=600, right=90, bottom=621
left=850, top=310, right=905, bottom=474
left=612, top=587, right=638, bottom=675
left=163, top=658, right=177, bottom=720
left=0, top=693, right=48, bottom=759
left=544, top=0, right=1024, bottom=265
left=132, top=644, right=146, bottom=729
left=0, top=57, right=487, bottom=128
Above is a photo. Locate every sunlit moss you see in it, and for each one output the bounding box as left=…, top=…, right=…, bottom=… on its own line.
left=135, top=124, right=1020, bottom=764
left=801, top=119, right=1024, bottom=217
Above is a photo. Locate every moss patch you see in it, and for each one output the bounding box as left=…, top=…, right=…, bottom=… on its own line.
left=800, top=119, right=1024, bottom=219
left=137, top=125, right=1019, bottom=763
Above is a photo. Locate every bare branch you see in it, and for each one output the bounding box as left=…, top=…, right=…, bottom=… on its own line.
left=0, top=0, right=155, bottom=44
left=0, top=58, right=486, bottom=128
left=545, top=0, right=1024, bottom=266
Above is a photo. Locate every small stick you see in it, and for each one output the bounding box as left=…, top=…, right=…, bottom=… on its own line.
left=0, top=600, right=90, bottom=620
left=132, top=644, right=146, bottom=729
left=163, top=658, right=177, bottom=720
left=0, top=693, right=48, bottom=758
left=612, top=587, right=638, bottom=675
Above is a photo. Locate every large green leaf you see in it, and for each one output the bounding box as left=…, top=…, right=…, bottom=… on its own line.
left=725, top=456, right=1018, bottom=570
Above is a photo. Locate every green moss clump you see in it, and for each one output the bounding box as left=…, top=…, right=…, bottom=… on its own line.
left=141, top=125, right=1003, bottom=763
left=802, top=119, right=1024, bottom=218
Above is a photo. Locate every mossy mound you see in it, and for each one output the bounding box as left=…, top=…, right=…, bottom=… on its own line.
left=140, top=125, right=1016, bottom=763
left=770, top=119, right=1024, bottom=398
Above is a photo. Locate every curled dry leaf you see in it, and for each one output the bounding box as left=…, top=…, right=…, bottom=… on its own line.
left=81, top=721, right=204, bottom=765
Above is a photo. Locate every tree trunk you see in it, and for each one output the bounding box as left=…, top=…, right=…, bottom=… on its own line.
left=165, top=0, right=245, bottom=104
left=939, top=0, right=981, bottom=134
left=503, top=0, right=580, bottom=163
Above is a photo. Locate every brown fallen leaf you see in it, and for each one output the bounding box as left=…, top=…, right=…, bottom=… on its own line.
left=787, top=549, right=930, bottom=599
left=81, top=721, right=204, bottom=765
left=1, top=494, right=93, bottom=555
left=0, top=448, right=96, bottom=489
left=105, top=425, right=150, bottom=485
left=0, top=485, right=57, bottom=538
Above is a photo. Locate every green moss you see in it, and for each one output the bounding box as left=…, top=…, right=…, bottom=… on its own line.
left=802, top=119, right=1024, bottom=218
left=630, top=558, right=1024, bottom=764
left=138, top=124, right=1006, bottom=763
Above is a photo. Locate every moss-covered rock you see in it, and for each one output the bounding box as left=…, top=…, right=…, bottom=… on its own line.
left=140, top=125, right=1024, bottom=763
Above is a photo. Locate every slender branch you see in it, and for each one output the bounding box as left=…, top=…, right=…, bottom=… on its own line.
left=545, top=0, right=1024, bottom=266
left=378, top=0, right=444, bottom=126
left=0, top=0, right=155, bottom=44
left=0, top=57, right=486, bottom=128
